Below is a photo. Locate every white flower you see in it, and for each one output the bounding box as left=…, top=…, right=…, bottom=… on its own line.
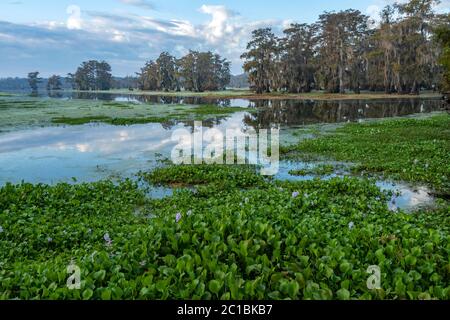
left=348, top=222, right=355, bottom=230
left=103, top=233, right=111, bottom=242
left=47, top=237, right=53, bottom=243
left=187, top=210, right=193, bottom=216
left=103, top=233, right=113, bottom=246
left=0, top=226, right=3, bottom=233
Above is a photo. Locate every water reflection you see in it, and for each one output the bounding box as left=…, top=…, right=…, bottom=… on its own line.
left=49, top=92, right=444, bottom=125
left=65, top=91, right=245, bottom=107
left=0, top=92, right=444, bottom=211
left=0, top=123, right=175, bottom=185
left=0, top=111, right=438, bottom=211
left=244, top=99, right=443, bottom=127
left=0, top=113, right=250, bottom=185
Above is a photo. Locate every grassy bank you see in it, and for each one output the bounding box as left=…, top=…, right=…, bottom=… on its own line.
left=283, top=114, right=450, bottom=195
left=0, top=164, right=448, bottom=300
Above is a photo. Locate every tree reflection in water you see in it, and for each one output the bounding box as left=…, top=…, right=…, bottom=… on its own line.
left=64, top=92, right=444, bottom=127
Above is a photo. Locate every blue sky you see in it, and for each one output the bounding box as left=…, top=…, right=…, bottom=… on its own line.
left=0, top=0, right=448, bottom=77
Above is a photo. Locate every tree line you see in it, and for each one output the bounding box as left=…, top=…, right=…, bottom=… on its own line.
left=137, top=51, right=231, bottom=92
left=23, top=0, right=449, bottom=96
left=68, top=60, right=113, bottom=91
left=25, top=60, right=114, bottom=94
left=241, top=0, right=450, bottom=94
left=26, top=53, right=231, bottom=94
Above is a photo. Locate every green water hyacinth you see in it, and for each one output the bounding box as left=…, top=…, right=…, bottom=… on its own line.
left=0, top=165, right=449, bottom=300
left=284, top=114, right=450, bottom=195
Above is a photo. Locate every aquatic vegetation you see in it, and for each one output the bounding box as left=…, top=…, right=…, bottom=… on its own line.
left=289, top=164, right=336, bottom=176
left=0, top=96, right=448, bottom=301
left=52, top=116, right=113, bottom=125
left=142, top=164, right=268, bottom=190
left=182, top=105, right=253, bottom=116
left=284, top=114, right=450, bottom=195
left=52, top=105, right=253, bottom=126
left=52, top=116, right=173, bottom=125
left=0, top=96, right=253, bottom=131
left=0, top=164, right=448, bottom=300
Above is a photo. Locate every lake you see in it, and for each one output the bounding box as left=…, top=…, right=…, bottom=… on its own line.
left=0, top=92, right=445, bottom=210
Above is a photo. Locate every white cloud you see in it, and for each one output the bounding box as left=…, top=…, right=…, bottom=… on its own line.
left=112, top=30, right=127, bottom=42
left=66, top=5, right=82, bottom=30
left=0, top=4, right=281, bottom=76
left=119, top=0, right=155, bottom=10
left=199, top=5, right=236, bottom=43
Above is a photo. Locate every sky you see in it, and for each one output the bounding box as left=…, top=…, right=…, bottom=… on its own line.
left=0, top=0, right=448, bottom=77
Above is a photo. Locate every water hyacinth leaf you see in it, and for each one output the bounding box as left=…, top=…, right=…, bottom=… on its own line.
left=208, top=280, right=222, bottom=295
left=336, top=288, right=351, bottom=300
left=82, top=289, right=94, bottom=300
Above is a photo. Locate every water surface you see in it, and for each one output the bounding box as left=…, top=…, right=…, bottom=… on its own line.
left=0, top=94, right=442, bottom=211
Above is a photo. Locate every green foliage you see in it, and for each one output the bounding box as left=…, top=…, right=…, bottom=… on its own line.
left=138, top=51, right=231, bottom=92
left=51, top=116, right=170, bottom=126
left=47, top=75, right=62, bottom=91
left=242, top=0, right=444, bottom=94
left=142, top=164, right=267, bottom=191
left=0, top=164, right=449, bottom=300
left=286, top=114, right=450, bottom=194
left=178, top=51, right=231, bottom=92
left=434, top=24, right=450, bottom=92
left=289, top=164, right=336, bottom=176
left=70, top=60, right=112, bottom=91
left=51, top=105, right=251, bottom=126
left=27, top=71, right=42, bottom=93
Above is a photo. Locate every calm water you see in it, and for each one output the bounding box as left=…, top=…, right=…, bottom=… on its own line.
left=46, top=91, right=445, bottom=125
left=0, top=93, right=443, bottom=210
